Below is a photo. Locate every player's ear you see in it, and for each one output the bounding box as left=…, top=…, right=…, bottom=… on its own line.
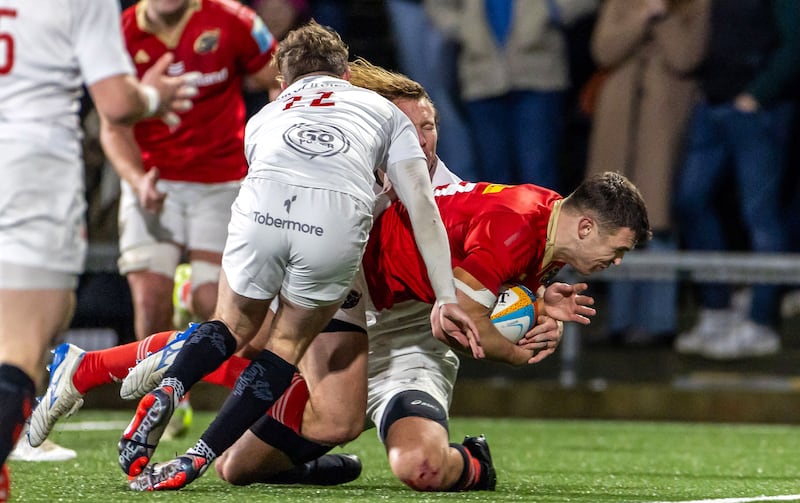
left=578, top=216, right=594, bottom=240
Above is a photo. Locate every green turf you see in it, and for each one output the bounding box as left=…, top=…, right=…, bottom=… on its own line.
left=8, top=410, right=800, bottom=502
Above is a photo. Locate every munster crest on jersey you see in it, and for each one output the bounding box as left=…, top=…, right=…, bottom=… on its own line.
left=194, top=29, right=220, bottom=54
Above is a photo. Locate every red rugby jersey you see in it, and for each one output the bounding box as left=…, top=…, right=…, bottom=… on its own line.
left=121, top=0, right=276, bottom=182
left=364, top=182, right=565, bottom=310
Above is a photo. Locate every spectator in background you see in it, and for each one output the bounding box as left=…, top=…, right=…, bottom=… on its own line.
left=673, top=0, right=800, bottom=360
left=585, top=0, right=709, bottom=346
left=0, top=0, right=195, bottom=490
left=386, top=0, right=478, bottom=180
left=426, top=0, right=598, bottom=190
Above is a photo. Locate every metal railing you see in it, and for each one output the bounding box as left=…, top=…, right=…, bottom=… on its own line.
left=557, top=251, right=800, bottom=387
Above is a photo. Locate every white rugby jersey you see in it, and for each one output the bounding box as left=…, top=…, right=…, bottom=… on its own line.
left=0, top=0, right=134, bottom=155
left=244, top=75, right=426, bottom=206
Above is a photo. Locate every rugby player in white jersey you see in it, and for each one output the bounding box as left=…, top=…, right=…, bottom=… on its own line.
left=0, top=0, right=197, bottom=495
left=117, top=21, right=480, bottom=489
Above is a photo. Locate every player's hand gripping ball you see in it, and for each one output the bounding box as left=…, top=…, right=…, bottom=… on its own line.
left=490, top=284, right=537, bottom=343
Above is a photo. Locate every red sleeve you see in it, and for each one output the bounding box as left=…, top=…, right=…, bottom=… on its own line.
left=229, top=2, right=277, bottom=75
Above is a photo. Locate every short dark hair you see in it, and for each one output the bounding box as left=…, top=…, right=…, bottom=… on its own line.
left=563, top=171, right=652, bottom=246
left=275, top=21, right=349, bottom=86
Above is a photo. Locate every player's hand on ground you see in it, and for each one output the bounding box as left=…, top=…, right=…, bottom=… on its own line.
left=542, top=282, right=596, bottom=325
left=430, top=302, right=484, bottom=359
left=518, top=316, right=563, bottom=364
left=141, top=53, right=200, bottom=127
left=136, top=168, right=167, bottom=213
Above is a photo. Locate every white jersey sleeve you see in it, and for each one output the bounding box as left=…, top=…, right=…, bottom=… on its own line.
left=0, top=0, right=134, bottom=154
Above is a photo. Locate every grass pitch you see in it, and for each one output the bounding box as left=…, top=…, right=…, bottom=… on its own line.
left=8, top=410, right=800, bottom=502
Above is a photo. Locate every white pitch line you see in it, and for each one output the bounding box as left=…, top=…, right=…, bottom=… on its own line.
left=55, top=420, right=131, bottom=431
left=647, top=495, right=800, bottom=503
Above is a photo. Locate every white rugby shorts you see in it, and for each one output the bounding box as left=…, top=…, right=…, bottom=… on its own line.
left=118, top=179, right=240, bottom=274
left=0, top=141, right=86, bottom=280
left=366, top=300, right=460, bottom=439
left=223, top=177, right=372, bottom=308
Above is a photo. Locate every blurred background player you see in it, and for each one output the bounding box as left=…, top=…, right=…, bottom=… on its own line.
left=106, top=0, right=278, bottom=341
left=103, top=0, right=279, bottom=437
left=0, top=0, right=196, bottom=496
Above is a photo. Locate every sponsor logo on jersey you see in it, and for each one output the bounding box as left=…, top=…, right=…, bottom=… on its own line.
left=134, top=50, right=150, bottom=64
left=283, top=195, right=297, bottom=213
left=341, top=289, right=362, bottom=309
left=253, top=211, right=324, bottom=236
left=194, top=29, right=220, bottom=54
left=283, top=122, right=350, bottom=159
left=166, top=61, right=228, bottom=87
left=192, top=68, right=229, bottom=87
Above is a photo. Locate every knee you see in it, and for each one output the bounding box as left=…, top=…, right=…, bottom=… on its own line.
left=215, top=452, right=253, bottom=486
left=389, top=445, right=449, bottom=492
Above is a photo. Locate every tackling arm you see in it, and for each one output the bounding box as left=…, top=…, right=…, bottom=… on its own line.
left=387, top=158, right=483, bottom=359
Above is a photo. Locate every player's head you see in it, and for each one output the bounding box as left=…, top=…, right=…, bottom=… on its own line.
left=348, top=58, right=439, bottom=175
left=560, top=171, right=651, bottom=275
left=275, top=21, right=350, bottom=86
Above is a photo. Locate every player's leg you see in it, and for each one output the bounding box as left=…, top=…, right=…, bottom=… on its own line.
left=368, top=301, right=495, bottom=491
left=118, top=270, right=271, bottom=478
left=117, top=180, right=184, bottom=340
left=0, top=281, right=74, bottom=466
left=28, top=328, right=185, bottom=446
left=183, top=180, right=238, bottom=322
left=0, top=145, right=86, bottom=467
left=380, top=394, right=495, bottom=491
left=216, top=306, right=369, bottom=485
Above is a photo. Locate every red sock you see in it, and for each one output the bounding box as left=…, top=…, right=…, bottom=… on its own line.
left=71, top=330, right=175, bottom=394
left=202, top=355, right=250, bottom=389
left=267, top=372, right=309, bottom=435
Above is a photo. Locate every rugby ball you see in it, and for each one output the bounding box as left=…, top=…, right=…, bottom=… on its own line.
left=490, top=284, right=537, bottom=343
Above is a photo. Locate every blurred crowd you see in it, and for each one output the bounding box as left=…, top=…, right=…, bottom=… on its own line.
left=81, top=0, right=800, bottom=361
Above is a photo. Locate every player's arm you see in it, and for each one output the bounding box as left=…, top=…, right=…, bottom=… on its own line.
left=99, top=117, right=165, bottom=214
left=451, top=267, right=545, bottom=366
left=387, top=157, right=483, bottom=359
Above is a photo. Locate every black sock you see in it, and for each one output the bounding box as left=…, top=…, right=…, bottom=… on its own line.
left=250, top=415, right=332, bottom=465
left=0, top=364, right=35, bottom=465
left=448, top=442, right=477, bottom=492
left=164, top=320, right=237, bottom=392
left=198, top=350, right=297, bottom=459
